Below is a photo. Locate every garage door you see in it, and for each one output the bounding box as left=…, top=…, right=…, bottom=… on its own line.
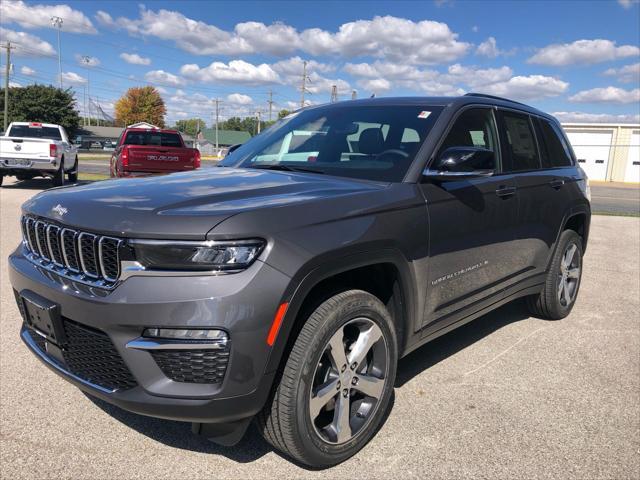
left=565, top=130, right=613, bottom=181
left=624, top=131, right=640, bottom=183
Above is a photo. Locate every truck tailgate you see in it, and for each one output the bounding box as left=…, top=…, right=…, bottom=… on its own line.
left=127, top=146, right=198, bottom=172
left=0, top=137, right=52, bottom=159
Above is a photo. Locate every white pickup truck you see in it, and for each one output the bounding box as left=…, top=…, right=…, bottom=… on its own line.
left=0, top=122, right=78, bottom=187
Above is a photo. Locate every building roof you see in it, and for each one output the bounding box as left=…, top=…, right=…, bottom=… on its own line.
left=76, top=126, right=123, bottom=138
left=201, top=128, right=251, bottom=145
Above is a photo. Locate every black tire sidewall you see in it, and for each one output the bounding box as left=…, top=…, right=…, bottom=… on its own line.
left=52, top=161, right=65, bottom=187
left=550, top=230, right=583, bottom=317
left=291, top=291, right=397, bottom=466
left=67, top=157, right=78, bottom=182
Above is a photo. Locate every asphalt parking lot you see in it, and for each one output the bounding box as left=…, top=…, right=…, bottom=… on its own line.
left=1, top=178, right=639, bottom=479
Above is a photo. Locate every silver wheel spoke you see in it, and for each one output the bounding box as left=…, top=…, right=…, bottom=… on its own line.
left=567, top=267, right=580, bottom=279
left=562, top=279, right=570, bottom=304
left=347, top=325, right=382, bottom=367
left=327, top=328, right=348, bottom=371
left=558, top=278, right=565, bottom=301
left=333, top=394, right=352, bottom=443
left=564, top=244, right=577, bottom=268
left=353, top=374, right=384, bottom=399
left=310, top=379, right=339, bottom=416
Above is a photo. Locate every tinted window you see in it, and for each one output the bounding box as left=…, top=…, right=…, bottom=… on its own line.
left=124, top=131, right=183, bottom=147
left=221, top=105, right=443, bottom=182
left=8, top=125, right=62, bottom=140
left=437, top=108, right=499, bottom=169
left=501, top=112, right=540, bottom=171
left=535, top=118, right=573, bottom=168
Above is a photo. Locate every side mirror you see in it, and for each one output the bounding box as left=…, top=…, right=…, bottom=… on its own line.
left=227, top=144, right=242, bottom=154
left=423, top=146, right=495, bottom=181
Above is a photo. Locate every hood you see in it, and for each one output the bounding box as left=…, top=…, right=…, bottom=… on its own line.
left=22, top=168, right=385, bottom=239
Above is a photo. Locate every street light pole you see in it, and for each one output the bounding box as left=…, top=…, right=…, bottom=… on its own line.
left=81, top=56, right=91, bottom=126
left=50, top=16, right=63, bottom=89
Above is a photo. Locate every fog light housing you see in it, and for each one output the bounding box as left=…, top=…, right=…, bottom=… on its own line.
left=143, top=328, right=228, bottom=342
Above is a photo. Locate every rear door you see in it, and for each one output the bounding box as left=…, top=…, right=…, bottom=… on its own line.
left=124, top=131, right=196, bottom=173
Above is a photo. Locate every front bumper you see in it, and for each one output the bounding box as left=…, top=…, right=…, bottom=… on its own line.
left=10, top=247, right=291, bottom=423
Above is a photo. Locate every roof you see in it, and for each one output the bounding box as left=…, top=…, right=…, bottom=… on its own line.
left=76, top=126, right=123, bottom=138
left=201, top=129, right=252, bottom=145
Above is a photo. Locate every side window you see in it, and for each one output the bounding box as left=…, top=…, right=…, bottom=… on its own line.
left=535, top=118, right=573, bottom=168
left=501, top=112, right=540, bottom=171
left=438, top=108, right=499, bottom=168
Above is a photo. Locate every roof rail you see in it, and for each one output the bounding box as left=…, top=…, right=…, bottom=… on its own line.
left=464, top=92, right=529, bottom=107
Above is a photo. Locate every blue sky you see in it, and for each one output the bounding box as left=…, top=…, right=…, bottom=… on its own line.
left=1, top=0, right=639, bottom=125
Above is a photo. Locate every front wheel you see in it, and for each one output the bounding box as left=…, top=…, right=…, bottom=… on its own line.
left=527, top=229, right=583, bottom=319
left=52, top=162, right=65, bottom=187
left=257, top=290, right=397, bottom=467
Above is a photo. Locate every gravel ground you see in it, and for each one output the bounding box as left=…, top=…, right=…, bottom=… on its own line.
left=1, top=178, right=639, bottom=479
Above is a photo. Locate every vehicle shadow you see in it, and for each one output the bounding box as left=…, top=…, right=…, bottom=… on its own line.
left=395, top=299, right=531, bottom=387
left=0, top=178, right=92, bottom=190
left=85, top=299, right=531, bottom=466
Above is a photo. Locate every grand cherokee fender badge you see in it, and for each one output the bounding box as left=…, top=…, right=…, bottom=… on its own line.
left=51, top=204, right=68, bottom=216
left=431, top=260, right=489, bottom=286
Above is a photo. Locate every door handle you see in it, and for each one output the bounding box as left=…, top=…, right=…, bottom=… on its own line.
left=550, top=179, right=565, bottom=190
left=495, top=185, right=517, bottom=198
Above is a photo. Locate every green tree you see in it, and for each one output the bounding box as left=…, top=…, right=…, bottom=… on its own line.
left=0, top=84, right=80, bottom=135
left=114, top=86, right=166, bottom=127
left=220, top=117, right=244, bottom=131
left=174, top=118, right=206, bottom=137
left=277, top=109, right=291, bottom=119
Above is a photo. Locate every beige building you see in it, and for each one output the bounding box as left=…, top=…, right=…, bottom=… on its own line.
left=562, top=123, right=640, bottom=183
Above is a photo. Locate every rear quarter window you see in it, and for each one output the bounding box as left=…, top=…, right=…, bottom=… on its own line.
left=535, top=118, right=574, bottom=168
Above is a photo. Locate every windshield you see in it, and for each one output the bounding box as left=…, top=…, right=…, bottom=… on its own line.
left=220, top=104, right=443, bottom=182
left=8, top=125, right=62, bottom=141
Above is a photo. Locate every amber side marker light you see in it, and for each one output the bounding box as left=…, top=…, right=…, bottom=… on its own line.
left=267, top=302, right=289, bottom=346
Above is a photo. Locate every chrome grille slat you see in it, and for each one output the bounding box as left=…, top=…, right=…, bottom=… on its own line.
left=20, top=216, right=121, bottom=288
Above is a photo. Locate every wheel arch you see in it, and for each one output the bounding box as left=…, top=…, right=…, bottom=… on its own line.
left=264, top=249, right=417, bottom=375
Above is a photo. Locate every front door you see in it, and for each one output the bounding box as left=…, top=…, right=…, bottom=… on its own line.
left=420, top=107, right=519, bottom=330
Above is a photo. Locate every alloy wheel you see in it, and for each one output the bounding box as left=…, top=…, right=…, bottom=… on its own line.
left=309, top=317, right=389, bottom=445
left=557, top=242, right=581, bottom=307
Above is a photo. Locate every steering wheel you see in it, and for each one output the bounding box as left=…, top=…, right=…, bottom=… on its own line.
left=375, top=149, right=409, bottom=161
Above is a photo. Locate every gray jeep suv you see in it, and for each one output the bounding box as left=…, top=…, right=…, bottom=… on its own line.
left=10, top=94, right=590, bottom=467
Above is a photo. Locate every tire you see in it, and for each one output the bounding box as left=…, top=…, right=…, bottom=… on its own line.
left=257, top=289, right=398, bottom=467
left=67, top=156, right=78, bottom=183
left=527, top=229, right=583, bottom=320
left=52, top=161, right=65, bottom=187
left=0, top=175, right=3, bottom=187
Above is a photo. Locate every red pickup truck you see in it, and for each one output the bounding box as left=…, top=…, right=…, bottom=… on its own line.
left=110, top=127, right=200, bottom=177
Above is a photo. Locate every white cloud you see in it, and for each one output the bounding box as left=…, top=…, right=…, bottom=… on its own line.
left=618, top=0, right=639, bottom=8
left=20, top=66, right=35, bottom=75
left=95, top=10, right=115, bottom=28
left=98, top=7, right=469, bottom=64
left=553, top=111, right=640, bottom=123
left=0, top=0, right=96, bottom=34
left=603, top=62, right=640, bottom=83
left=61, top=71, right=86, bottom=85
left=444, top=64, right=513, bottom=88
left=568, top=86, right=640, bottom=104
left=120, top=53, right=151, bottom=66
left=357, top=78, right=392, bottom=93
left=9, top=81, right=22, bottom=87
left=528, top=39, right=640, bottom=66
left=0, top=27, right=55, bottom=57
left=180, top=60, right=280, bottom=85
left=75, top=54, right=100, bottom=67
left=477, top=75, right=569, bottom=100
left=272, top=56, right=349, bottom=97
left=476, top=37, right=502, bottom=58
left=272, top=57, right=335, bottom=76
left=144, top=70, right=185, bottom=87
left=226, top=93, right=253, bottom=105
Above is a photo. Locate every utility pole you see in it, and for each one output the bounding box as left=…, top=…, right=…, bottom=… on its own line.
left=3, top=42, right=13, bottom=132
left=351, top=90, right=357, bottom=100
left=267, top=89, right=274, bottom=121
left=81, top=56, right=91, bottom=126
left=300, top=60, right=311, bottom=108
left=330, top=85, right=338, bottom=103
left=256, top=111, right=261, bottom=134
left=214, top=98, right=221, bottom=152
left=50, top=16, right=63, bottom=89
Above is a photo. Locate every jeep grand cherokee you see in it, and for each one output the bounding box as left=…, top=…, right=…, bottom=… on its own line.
left=9, top=94, right=590, bottom=467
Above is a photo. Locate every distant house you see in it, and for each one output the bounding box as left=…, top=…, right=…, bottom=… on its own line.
left=197, top=129, right=252, bottom=156
left=74, top=125, right=196, bottom=150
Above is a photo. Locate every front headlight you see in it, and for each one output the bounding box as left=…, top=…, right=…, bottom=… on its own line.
left=129, top=239, right=265, bottom=271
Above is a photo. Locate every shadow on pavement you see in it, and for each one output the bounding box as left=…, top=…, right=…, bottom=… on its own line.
left=0, top=178, right=93, bottom=190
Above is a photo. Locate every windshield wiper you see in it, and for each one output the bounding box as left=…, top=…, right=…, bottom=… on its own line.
left=250, top=164, right=324, bottom=174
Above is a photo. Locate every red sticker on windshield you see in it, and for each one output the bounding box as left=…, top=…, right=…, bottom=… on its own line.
left=417, top=111, right=431, bottom=119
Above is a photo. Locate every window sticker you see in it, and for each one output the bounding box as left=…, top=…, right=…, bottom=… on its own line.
left=417, top=111, right=431, bottom=119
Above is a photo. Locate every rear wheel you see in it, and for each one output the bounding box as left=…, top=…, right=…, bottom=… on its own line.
left=0, top=175, right=3, bottom=186
left=257, top=290, right=397, bottom=467
left=52, top=161, right=65, bottom=187
left=527, top=229, right=583, bottom=319
left=67, top=156, right=78, bottom=183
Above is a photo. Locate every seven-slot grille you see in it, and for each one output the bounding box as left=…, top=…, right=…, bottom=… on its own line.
left=21, top=216, right=123, bottom=286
